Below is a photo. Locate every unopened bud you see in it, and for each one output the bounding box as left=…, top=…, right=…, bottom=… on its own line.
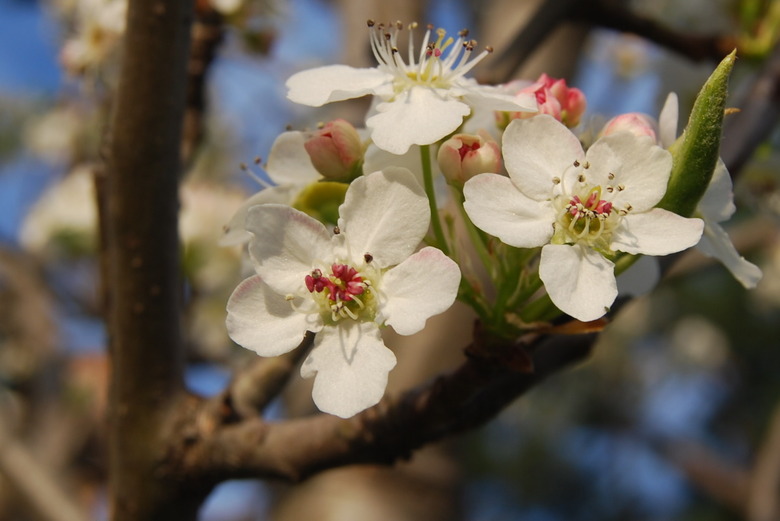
left=601, top=112, right=658, bottom=141
left=303, top=119, right=364, bottom=181
left=437, top=132, right=501, bottom=185
left=497, top=73, right=587, bottom=128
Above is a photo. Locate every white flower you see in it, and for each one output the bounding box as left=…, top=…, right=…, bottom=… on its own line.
left=286, top=21, right=535, bottom=155
left=657, top=93, right=762, bottom=289
left=220, top=131, right=322, bottom=246
left=695, top=160, right=763, bottom=288
left=463, top=115, right=704, bottom=321
left=226, top=168, right=461, bottom=417
left=60, top=0, right=126, bottom=74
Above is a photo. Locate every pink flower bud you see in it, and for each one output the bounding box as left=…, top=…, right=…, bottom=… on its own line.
left=437, top=132, right=501, bottom=185
left=498, top=74, right=587, bottom=128
left=601, top=113, right=658, bottom=141
left=303, top=119, right=364, bottom=181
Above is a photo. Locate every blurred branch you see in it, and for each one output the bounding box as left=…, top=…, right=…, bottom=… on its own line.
left=489, top=0, right=735, bottom=83
left=721, top=41, right=780, bottom=178
left=166, top=331, right=595, bottom=483
left=748, top=403, right=780, bottom=521
left=208, top=333, right=314, bottom=421
left=0, top=407, right=88, bottom=521
left=182, top=6, right=225, bottom=166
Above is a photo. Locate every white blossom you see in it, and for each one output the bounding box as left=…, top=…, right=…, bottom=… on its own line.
left=286, top=22, right=535, bottom=155
left=226, top=169, right=461, bottom=417
left=463, top=115, right=704, bottom=321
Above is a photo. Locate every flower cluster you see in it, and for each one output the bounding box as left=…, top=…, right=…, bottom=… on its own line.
left=226, top=21, right=757, bottom=417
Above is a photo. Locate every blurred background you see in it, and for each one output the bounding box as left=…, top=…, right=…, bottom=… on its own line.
left=1, top=0, right=779, bottom=519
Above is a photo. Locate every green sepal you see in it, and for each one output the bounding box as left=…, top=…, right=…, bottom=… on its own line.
left=657, top=50, right=736, bottom=217
left=291, top=181, right=349, bottom=227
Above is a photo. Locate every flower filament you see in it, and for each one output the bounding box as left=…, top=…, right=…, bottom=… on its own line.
left=305, top=263, right=373, bottom=322
left=367, top=20, right=491, bottom=89
left=552, top=162, right=629, bottom=251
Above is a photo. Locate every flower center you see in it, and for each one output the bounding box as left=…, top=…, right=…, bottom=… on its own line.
left=562, top=187, right=613, bottom=239
left=551, top=161, right=629, bottom=251
left=367, top=20, right=492, bottom=90
left=305, top=262, right=374, bottom=323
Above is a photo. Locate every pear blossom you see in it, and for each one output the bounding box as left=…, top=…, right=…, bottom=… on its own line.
left=463, top=115, right=704, bottom=321
left=226, top=168, right=461, bottom=417
left=220, top=131, right=324, bottom=246
left=609, top=93, right=762, bottom=289
left=286, top=21, right=536, bottom=155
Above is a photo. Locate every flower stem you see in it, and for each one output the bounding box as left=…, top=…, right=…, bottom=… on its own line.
left=420, top=145, right=449, bottom=255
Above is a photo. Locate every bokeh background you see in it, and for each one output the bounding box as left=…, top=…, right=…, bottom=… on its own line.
left=1, top=0, right=779, bottom=519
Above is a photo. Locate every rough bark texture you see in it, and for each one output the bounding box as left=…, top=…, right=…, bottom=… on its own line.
left=104, top=0, right=195, bottom=519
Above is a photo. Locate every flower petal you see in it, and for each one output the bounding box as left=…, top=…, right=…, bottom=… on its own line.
left=502, top=115, right=585, bottom=201
left=246, top=204, right=333, bottom=295
left=265, top=131, right=322, bottom=186
left=300, top=321, right=396, bottom=418
left=377, top=247, right=461, bottom=336
left=220, top=186, right=300, bottom=246
left=611, top=209, right=704, bottom=255
left=698, top=219, right=762, bottom=289
left=658, top=92, right=679, bottom=148
left=585, top=132, right=672, bottom=212
left=539, top=244, right=617, bottom=322
left=459, top=81, right=537, bottom=112
left=366, top=87, right=470, bottom=154
left=338, top=168, right=429, bottom=268
left=226, top=275, right=321, bottom=356
left=697, top=160, right=735, bottom=223
left=463, top=173, right=555, bottom=248
left=286, top=65, right=391, bottom=107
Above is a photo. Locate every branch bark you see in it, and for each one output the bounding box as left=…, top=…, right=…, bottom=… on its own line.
left=164, top=330, right=595, bottom=484
left=104, top=0, right=195, bottom=519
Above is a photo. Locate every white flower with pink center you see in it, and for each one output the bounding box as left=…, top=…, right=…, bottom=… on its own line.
left=463, top=115, right=704, bottom=321
left=226, top=168, right=461, bottom=418
left=286, top=21, right=535, bottom=155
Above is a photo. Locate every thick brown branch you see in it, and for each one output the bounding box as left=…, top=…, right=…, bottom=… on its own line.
left=104, top=0, right=194, bottom=519
left=170, top=331, right=595, bottom=484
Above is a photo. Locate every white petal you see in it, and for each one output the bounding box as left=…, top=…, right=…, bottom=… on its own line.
left=362, top=143, right=425, bottom=185
left=658, top=92, right=679, bottom=148
left=459, top=81, right=537, bottom=112
left=300, top=321, right=396, bottom=418
left=697, top=160, right=735, bottom=223
left=226, top=275, right=320, bottom=357
left=585, top=132, right=672, bottom=212
left=338, top=168, right=429, bottom=268
left=502, top=115, right=585, bottom=201
left=611, top=209, right=704, bottom=255
left=246, top=205, right=333, bottom=295
left=286, top=65, right=391, bottom=107
left=617, top=255, right=660, bottom=297
left=463, top=173, right=555, bottom=248
left=377, top=247, right=461, bottom=335
left=539, top=244, right=617, bottom=322
left=219, top=186, right=300, bottom=246
left=266, top=131, right=322, bottom=186
left=366, top=87, right=470, bottom=155
left=698, top=220, right=762, bottom=289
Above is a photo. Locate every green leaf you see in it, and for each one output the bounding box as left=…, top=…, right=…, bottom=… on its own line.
left=657, top=50, right=736, bottom=217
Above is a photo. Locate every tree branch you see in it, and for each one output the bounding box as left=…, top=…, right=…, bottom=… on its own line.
left=104, top=0, right=195, bottom=519
left=167, top=330, right=595, bottom=484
